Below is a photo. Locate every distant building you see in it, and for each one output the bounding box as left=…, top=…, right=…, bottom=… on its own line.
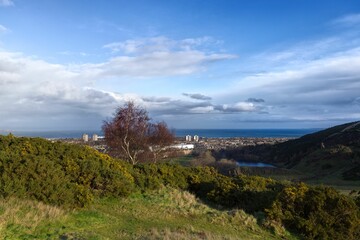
left=92, top=134, right=98, bottom=141
left=194, top=135, right=199, bottom=142
left=185, top=135, right=192, bottom=142
left=172, top=143, right=194, bottom=150
left=82, top=133, right=89, bottom=142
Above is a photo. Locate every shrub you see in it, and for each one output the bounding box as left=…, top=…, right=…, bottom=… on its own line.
left=133, top=163, right=218, bottom=191
left=266, top=183, right=360, bottom=239
left=0, top=135, right=135, bottom=207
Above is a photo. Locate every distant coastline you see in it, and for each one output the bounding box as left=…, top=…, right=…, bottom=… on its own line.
left=175, top=128, right=321, bottom=138
left=0, top=128, right=322, bottom=139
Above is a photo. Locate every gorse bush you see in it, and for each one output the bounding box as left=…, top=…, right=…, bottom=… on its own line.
left=133, top=163, right=284, bottom=213
left=266, top=183, right=360, bottom=239
left=0, top=135, right=134, bottom=207
left=1, top=135, right=280, bottom=211
left=205, top=175, right=285, bottom=212
left=0, top=134, right=360, bottom=239
left=133, top=164, right=360, bottom=239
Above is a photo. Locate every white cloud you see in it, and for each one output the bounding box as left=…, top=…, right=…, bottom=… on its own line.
left=0, top=0, right=13, bottom=6
left=3, top=25, right=359, bottom=130
left=0, top=51, right=113, bottom=130
left=94, top=51, right=235, bottom=77
left=0, top=38, right=239, bottom=130
left=57, top=51, right=89, bottom=57
left=252, top=37, right=343, bottom=70
left=221, top=42, right=360, bottom=126
left=189, top=106, right=214, bottom=114
left=96, top=37, right=236, bottom=78
left=103, top=40, right=144, bottom=54
left=332, top=13, right=360, bottom=26
left=211, top=13, right=360, bottom=128
left=103, top=36, right=224, bottom=54
left=0, top=24, right=8, bottom=33
left=233, top=102, right=256, bottom=111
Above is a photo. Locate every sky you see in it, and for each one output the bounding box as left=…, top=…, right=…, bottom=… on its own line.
left=0, top=0, right=360, bottom=131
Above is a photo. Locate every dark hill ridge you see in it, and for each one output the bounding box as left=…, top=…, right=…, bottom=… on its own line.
left=269, top=121, right=360, bottom=181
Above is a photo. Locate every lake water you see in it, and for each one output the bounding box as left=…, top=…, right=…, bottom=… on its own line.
left=236, top=162, right=275, bottom=167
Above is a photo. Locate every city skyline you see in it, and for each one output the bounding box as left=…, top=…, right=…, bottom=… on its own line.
left=1, top=0, right=360, bottom=130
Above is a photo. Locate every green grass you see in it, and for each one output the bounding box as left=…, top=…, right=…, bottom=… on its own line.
left=0, top=197, right=67, bottom=239
left=168, top=155, right=194, bottom=166
left=168, top=153, right=359, bottom=193
left=0, top=188, right=297, bottom=240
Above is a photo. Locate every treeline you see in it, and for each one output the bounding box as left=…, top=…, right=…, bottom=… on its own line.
left=0, top=134, right=359, bottom=239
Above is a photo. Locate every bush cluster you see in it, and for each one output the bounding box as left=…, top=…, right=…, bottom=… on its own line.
left=133, top=164, right=360, bottom=239
left=0, top=135, right=134, bottom=207
left=133, top=163, right=284, bottom=213
left=266, top=183, right=360, bottom=239
left=1, top=134, right=359, bottom=239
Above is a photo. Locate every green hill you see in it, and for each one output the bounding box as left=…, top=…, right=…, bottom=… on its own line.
left=267, top=121, right=360, bottom=183
left=0, top=134, right=359, bottom=239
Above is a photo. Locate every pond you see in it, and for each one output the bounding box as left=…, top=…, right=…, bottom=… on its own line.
left=236, top=162, right=276, bottom=168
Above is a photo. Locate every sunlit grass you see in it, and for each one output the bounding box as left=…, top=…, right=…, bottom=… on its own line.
left=0, top=188, right=296, bottom=239
left=0, top=197, right=67, bottom=239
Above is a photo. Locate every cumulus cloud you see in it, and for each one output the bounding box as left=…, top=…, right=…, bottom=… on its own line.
left=100, top=37, right=236, bottom=78
left=209, top=13, right=360, bottom=128
left=221, top=37, right=360, bottom=126
left=243, top=50, right=360, bottom=104
left=3, top=18, right=359, bottom=130
left=216, top=102, right=259, bottom=113
left=0, top=51, right=115, bottom=130
left=182, top=93, right=212, bottom=100
left=0, top=0, right=13, bottom=7
left=138, top=97, right=262, bottom=116
left=84, top=51, right=235, bottom=78
left=0, top=38, right=239, bottom=130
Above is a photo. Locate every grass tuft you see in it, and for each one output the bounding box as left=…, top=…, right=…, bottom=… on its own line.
left=0, top=197, right=66, bottom=238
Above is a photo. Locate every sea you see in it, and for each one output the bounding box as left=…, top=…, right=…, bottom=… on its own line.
left=0, top=128, right=321, bottom=139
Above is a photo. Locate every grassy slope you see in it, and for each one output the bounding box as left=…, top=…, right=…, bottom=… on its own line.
left=0, top=134, right=296, bottom=239
left=262, top=121, right=360, bottom=189
left=2, top=132, right=359, bottom=239
left=0, top=188, right=294, bottom=240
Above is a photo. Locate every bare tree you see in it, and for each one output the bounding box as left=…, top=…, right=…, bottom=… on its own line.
left=148, top=121, right=175, bottom=163
left=102, top=101, right=174, bottom=165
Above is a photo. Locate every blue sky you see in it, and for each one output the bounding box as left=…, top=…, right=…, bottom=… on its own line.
left=0, top=0, right=360, bottom=130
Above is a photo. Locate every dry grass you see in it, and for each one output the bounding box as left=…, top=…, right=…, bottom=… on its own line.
left=145, top=227, right=235, bottom=240
left=142, top=187, right=259, bottom=231
left=0, top=189, right=290, bottom=239
left=0, top=197, right=66, bottom=235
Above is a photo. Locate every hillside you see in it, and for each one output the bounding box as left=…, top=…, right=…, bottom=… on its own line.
left=0, top=134, right=359, bottom=239
left=268, top=121, right=360, bottom=182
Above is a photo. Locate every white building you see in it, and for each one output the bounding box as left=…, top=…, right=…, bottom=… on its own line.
left=92, top=134, right=98, bottom=141
left=172, top=143, right=195, bottom=150
left=194, top=135, right=199, bottom=142
left=82, top=133, right=89, bottom=142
